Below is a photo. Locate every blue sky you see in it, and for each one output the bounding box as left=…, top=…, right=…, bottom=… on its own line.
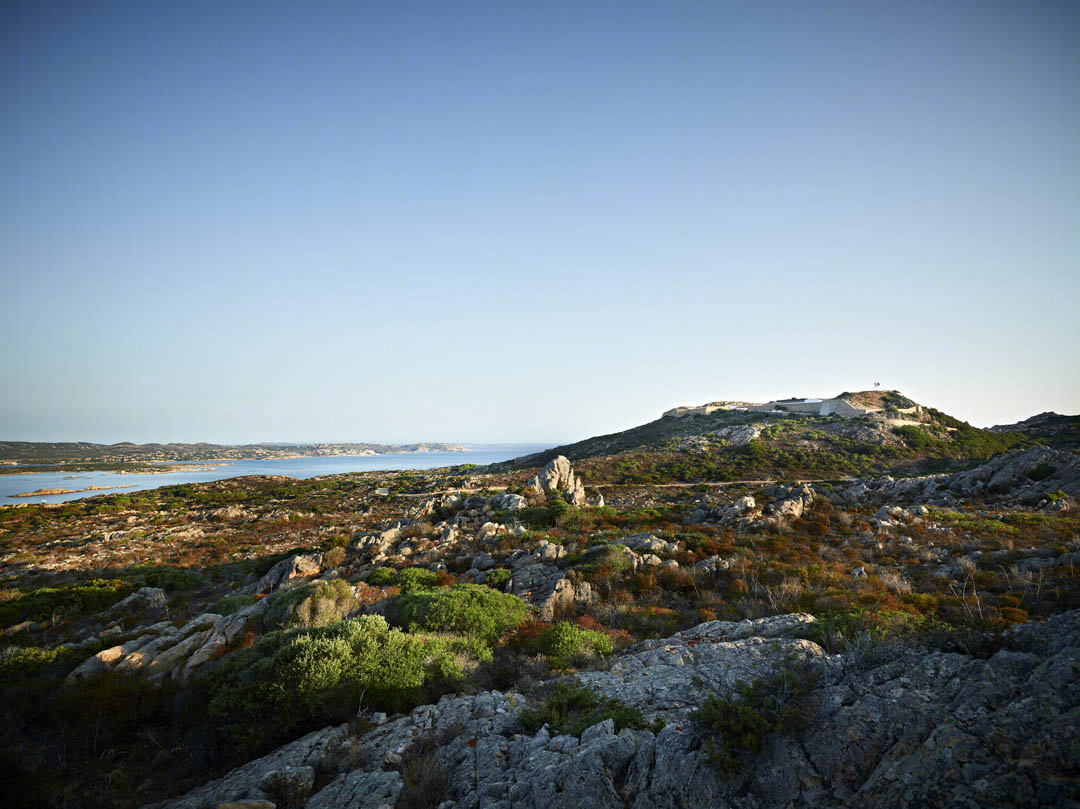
left=1, top=1, right=1077, bottom=443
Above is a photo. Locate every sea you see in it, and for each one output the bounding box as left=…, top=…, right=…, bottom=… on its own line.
left=0, top=444, right=549, bottom=505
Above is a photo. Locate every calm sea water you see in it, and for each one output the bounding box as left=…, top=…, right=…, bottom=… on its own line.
left=0, top=444, right=548, bottom=505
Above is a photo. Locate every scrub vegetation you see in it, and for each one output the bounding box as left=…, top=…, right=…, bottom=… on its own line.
left=0, top=401, right=1076, bottom=808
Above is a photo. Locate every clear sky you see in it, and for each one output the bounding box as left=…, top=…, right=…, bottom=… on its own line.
left=1, top=1, right=1077, bottom=444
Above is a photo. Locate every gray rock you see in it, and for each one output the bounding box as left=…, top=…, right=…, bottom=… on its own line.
left=252, top=552, right=323, bottom=595
left=492, top=492, right=528, bottom=511
left=622, top=533, right=677, bottom=555
left=534, top=539, right=566, bottom=563
left=733, top=495, right=757, bottom=514
left=510, top=554, right=595, bottom=621
left=477, top=521, right=504, bottom=542
left=695, top=555, right=732, bottom=574
left=531, top=455, right=588, bottom=507
left=834, top=447, right=1080, bottom=508
left=306, top=769, right=401, bottom=809
left=259, top=765, right=315, bottom=802
left=714, top=424, right=763, bottom=447
left=143, top=726, right=349, bottom=809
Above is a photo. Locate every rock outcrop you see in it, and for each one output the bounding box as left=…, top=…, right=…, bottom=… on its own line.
left=832, top=446, right=1080, bottom=508
left=531, top=455, right=587, bottom=507
left=248, top=552, right=324, bottom=595
left=508, top=545, right=595, bottom=621
left=688, top=484, right=814, bottom=529
left=146, top=610, right=1080, bottom=809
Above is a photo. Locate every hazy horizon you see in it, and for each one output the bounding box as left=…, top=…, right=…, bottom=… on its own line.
left=3, top=1, right=1077, bottom=445
left=0, top=384, right=1071, bottom=447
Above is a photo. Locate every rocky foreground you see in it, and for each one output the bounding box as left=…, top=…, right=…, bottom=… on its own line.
left=147, top=609, right=1080, bottom=809
left=2, top=426, right=1079, bottom=809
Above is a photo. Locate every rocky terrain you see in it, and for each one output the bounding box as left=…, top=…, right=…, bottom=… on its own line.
left=145, top=610, right=1080, bottom=809
left=1, top=394, right=1078, bottom=808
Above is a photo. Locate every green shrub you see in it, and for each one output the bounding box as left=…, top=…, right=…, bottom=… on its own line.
left=581, top=544, right=634, bottom=574
left=323, top=545, right=346, bottom=567
left=519, top=682, right=650, bottom=737
left=536, top=622, right=614, bottom=668
left=397, top=584, right=530, bottom=647
left=208, top=616, right=468, bottom=753
left=0, top=579, right=133, bottom=628
left=397, top=567, right=439, bottom=593
left=514, top=496, right=579, bottom=529
left=691, top=661, right=816, bottom=775
left=129, top=565, right=205, bottom=592
left=484, top=568, right=511, bottom=591
left=367, top=567, right=398, bottom=586
left=270, top=579, right=357, bottom=628
left=547, top=497, right=572, bottom=522
left=211, top=595, right=257, bottom=616
left=0, top=644, right=87, bottom=687
left=1028, top=463, right=1056, bottom=482
left=804, top=608, right=952, bottom=656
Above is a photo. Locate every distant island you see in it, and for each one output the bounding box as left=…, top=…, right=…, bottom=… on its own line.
left=0, top=441, right=467, bottom=475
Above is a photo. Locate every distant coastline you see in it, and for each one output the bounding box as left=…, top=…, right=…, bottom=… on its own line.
left=0, top=444, right=546, bottom=505
left=0, top=441, right=468, bottom=475
left=13, top=484, right=136, bottom=498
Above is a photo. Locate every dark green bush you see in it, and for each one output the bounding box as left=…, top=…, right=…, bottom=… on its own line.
left=514, top=496, right=579, bottom=529
left=129, top=565, right=205, bottom=592
left=397, top=567, right=439, bottom=593
left=484, top=568, right=511, bottom=591
left=0, top=644, right=88, bottom=687
left=397, top=584, right=529, bottom=647
left=519, top=682, right=650, bottom=737
left=0, top=579, right=133, bottom=628
left=535, top=622, right=614, bottom=668
left=367, top=567, right=398, bottom=586
left=691, top=661, right=816, bottom=775
left=211, top=594, right=257, bottom=616
left=208, top=616, right=464, bottom=753
left=1029, top=463, right=1056, bottom=482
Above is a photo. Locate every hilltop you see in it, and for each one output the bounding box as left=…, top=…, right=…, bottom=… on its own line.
left=494, top=390, right=1029, bottom=483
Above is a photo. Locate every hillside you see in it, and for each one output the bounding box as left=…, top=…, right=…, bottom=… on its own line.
left=990, top=411, right=1080, bottom=450
left=0, top=407, right=1078, bottom=808
left=494, top=391, right=1032, bottom=483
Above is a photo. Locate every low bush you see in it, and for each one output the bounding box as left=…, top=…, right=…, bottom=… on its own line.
left=0, top=579, right=133, bottom=628
left=691, top=660, right=816, bottom=775
left=367, top=567, right=398, bottom=586
left=534, top=622, right=614, bottom=668
left=275, top=579, right=357, bottom=628
left=396, top=567, right=439, bottom=593
left=519, top=681, right=650, bottom=738
left=208, top=615, right=468, bottom=753
left=514, top=496, right=579, bottom=529
left=0, top=644, right=88, bottom=687
left=484, top=568, right=511, bottom=591
left=211, top=594, right=257, bottom=615
left=128, top=565, right=205, bottom=592
left=397, top=584, right=530, bottom=647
